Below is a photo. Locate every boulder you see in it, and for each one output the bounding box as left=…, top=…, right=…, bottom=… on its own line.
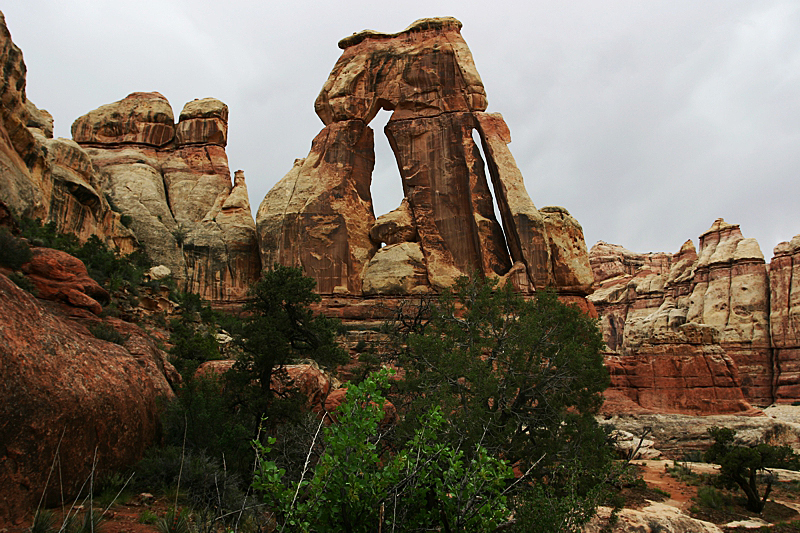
left=370, top=199, right=416, bottom=245
left=175, top=98, right=228, bottom=146
left=0, top=273, right=175, bottom=524
left=71, top=92, right=175, bottom=146
left=21, top=247, right=110, bottom=315
left=362, top=242, right=430, bottom=295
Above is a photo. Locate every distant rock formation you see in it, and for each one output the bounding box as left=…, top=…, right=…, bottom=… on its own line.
left=257, top=17, right=593, bottom=299
left=591, top=219, right=800, bottom=411
left=72, top=93, right=261, bottom=303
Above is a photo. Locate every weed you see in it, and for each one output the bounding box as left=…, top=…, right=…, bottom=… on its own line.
left=28, top=510, right=56, bottom=533
left=138, top=510, right=159, bottom=525
left=156, top=507, right=190, bottom=533
left=695, top=485, right=730, bottom=511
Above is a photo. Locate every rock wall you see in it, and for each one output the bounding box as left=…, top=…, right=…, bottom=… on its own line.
left=72, top=94, right=261, bottom=303
left=0, top=12, right=132, bottom=249
left=257, top=17, right=593, bottom=302
left=0, top=14, right=258, bottom=303
left=591, top=219, right=800, bottom=410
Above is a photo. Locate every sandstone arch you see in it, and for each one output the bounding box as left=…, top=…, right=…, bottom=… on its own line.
left=256, top=18, right=593, bottom=297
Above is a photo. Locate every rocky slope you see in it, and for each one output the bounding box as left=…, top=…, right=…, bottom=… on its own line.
left=256, top=17, right=594, bottom=307
left=591, top=219, right=800, bottom=410
left=0, top=260, right=177, bottom=523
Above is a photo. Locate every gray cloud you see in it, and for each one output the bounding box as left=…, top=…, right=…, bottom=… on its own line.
left=4, top=0, right=799, bottom=258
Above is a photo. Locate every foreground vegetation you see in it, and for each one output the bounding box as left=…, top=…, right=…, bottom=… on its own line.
left=12, top=219, right=797, bottom=532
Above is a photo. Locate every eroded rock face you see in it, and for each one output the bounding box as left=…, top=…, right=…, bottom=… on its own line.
left=770, top=235, right=800, bottom=402
left=256, top=120, right=377, bottom=294
left=0, top=13, right=131, bottom=247
left=258, top=17, right=592, bottom=301
left=0, top=273, right=175, bottom=524
left=73, top=93, right=261, bottom=303
left=591, top=219, right=799, bottom=410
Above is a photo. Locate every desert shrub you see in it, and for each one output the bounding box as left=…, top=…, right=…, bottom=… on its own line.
left=89, top=322, right=129, bottom=345
left=28, top=510, right=56, bottom=533
left=156, top=507, right=191, bottom=533
left=168, top=319, right=220, bottom=379
left=695, top=485, right=730, bottom=510
left=160, top=375, right=254, bottom=477
left=138, top=510, right=159, bottom=524
left=8, top=271, right=37, bottom=294
left=0, top=226, right=32, bottom=270
left=133, top=446, right=246, bottom=513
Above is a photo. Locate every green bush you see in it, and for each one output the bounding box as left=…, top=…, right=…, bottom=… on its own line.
left=695, top=485, right=729, bottom=510
left=0, top=226, right=32, bottom=270
left=253, top=369, right=515, bottom=532
left=89, top=322, right=129, bottom=345
left=8, top=271, right=37, bottom=294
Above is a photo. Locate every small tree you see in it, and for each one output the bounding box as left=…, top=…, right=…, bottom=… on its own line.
left=389, top=276, right=613, bottom=531
left=704, top=426, right=799, bottom=513
left=229, top=264, right=348, bottom=415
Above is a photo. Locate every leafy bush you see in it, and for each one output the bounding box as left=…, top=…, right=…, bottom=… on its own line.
left=0, top=226, right=32, bottom=270
left=389, top=277, right=613, bottom=528
left=253, top=368, right=516, bottom=532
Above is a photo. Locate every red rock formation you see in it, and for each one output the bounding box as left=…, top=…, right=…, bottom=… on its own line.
left=21, top=247, right=110, bottom=315
left=591, top=219, right=800, bottom=411
left=0, top=273, right=175, bottom=524
left=257, top=120, right=377, bottom=294
left=0, top=13, right=131, bottom=247
left=73, top=94, right=261, bottom=303
left=258, top=17, right=593, bottom=302
left=770, top=235, right=800, bottom=402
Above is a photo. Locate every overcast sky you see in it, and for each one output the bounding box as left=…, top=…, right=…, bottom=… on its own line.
left=3, top=0, right=799, bottom=257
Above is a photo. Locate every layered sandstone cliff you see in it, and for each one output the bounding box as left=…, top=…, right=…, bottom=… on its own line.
left=71, top=94, right=261, bottom=303
left=591, top=219, right=800, bottom=410
left=0, top=13, right=133, bottom=249
left=0, top=12, right=259, bottom=304
left=257, top=17, right=593, bottom=301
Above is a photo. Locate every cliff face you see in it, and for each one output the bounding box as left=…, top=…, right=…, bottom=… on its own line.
left=72, top=94, right=261, bottom=304
left=256, top=17, right=594, bottom=302
left=0, top=13, right=133, bottom=250
left=0, top=11, right=260, bottom=304
left=591, top=219, right=800, bottom=411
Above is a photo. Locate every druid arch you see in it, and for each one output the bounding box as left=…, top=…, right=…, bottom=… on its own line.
left=256, top=17, right=593, bottom=299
